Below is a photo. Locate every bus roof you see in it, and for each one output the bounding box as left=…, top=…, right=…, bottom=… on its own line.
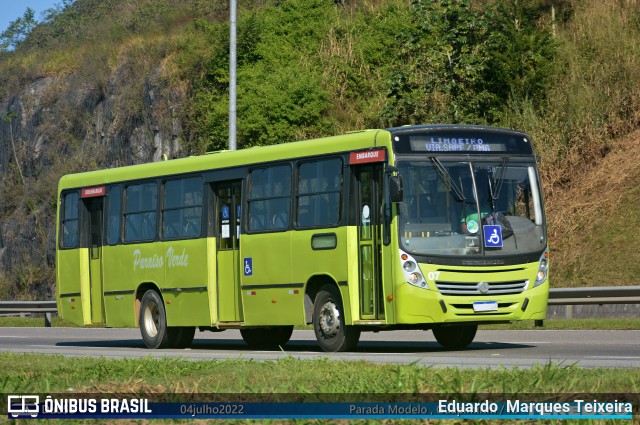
left=58, top=129, right=386, bottom=192
left=58, top=124, right=534, bottom=192
left=386, top=124, right=529, bottom=138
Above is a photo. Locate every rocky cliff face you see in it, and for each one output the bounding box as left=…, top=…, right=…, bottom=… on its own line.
left=0, top=54, right=187, bottom=299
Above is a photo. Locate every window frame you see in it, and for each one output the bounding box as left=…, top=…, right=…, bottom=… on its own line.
left=294, top=157, right=344, bottom=229
left=59, top=190, right=80, bottom=249
left=107, top=185, right=122, bottom=246
left=246, top=163, right=292, bottom=233
left=123, top=181, right=159, bottom=243
left=161, top=175, right=204, bottom=240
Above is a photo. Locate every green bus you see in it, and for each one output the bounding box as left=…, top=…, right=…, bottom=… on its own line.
left=56, top=124, right=549, bottom=352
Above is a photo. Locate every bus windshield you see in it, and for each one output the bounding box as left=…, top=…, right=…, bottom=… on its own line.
left=397, top=159, right=545, bottom=257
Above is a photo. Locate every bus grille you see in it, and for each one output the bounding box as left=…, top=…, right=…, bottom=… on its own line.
left=435, top=280, right=529, bottom=296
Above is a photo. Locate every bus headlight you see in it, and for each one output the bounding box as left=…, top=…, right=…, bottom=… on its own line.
left=534, top=249, right=549, bottom=287
left=403, top=261, right=417, bottom=272
left=399, top=250, right=428, bottom=289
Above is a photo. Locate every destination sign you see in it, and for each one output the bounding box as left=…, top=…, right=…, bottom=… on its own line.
left=391, top=128, right=533, bottom=155
left=410, top=136, right=493, bottom=152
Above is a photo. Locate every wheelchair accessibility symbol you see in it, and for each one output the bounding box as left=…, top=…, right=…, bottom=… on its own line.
left=221, top=205, right=230, bottom=220
left=244, top=257, right=253, bottom=276
left=483, top=225, right=503, bottom=248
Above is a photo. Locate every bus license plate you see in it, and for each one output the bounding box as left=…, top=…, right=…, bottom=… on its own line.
left=473, top=301, right=498, bottom=312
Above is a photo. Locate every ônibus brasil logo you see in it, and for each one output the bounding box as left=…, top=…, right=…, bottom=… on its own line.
left=8, top=395, right=40, bottom=418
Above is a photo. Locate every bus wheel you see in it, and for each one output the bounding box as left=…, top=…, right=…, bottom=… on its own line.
left=313, top=284, right=360, bottom=352
left=240, top=326, right=293, bottom=347
left=432, top=325, right=477, bottom=350
left=171, top=326, right=196, bottom=349
left=139, top=290, right=175, bottom=349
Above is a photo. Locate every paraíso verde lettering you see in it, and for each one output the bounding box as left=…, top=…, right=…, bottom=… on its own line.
left=165, top=246, right=189, bottom=268
left=133, top=247, right=189, bottom=271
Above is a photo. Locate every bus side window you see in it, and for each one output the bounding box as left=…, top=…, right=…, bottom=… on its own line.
left=124, top=182, right=157, bottom=242
left=61, top=192, right=80, bottom=248
left=296, top=158, right=342, bottom=228
left=248, top=165, right=291, bottom=232
left=107, top=186, right=122, bottom=245
left=163, top=177, right=203, bottom=239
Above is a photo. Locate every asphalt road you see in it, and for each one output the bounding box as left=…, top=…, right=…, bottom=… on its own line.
left=0, top=328, right=638, bottom=368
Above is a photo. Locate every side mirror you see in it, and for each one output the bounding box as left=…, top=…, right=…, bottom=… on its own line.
left=389, top=175, right=404, bottom=203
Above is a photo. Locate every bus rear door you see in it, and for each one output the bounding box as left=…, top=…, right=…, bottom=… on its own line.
left=213, top=181, right=244, bottom=322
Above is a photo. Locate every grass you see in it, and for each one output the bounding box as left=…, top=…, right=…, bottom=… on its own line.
left=1, top=315, right=637, bottom=423
left=564, top=174, right=640, bottom=286
left=0, top=317, right=102, bottom=328
left=482, top=318, right=639, bottom=330
left=1, top=353, right=639, bottom=398
left=0, top=354, right=638, bottom=424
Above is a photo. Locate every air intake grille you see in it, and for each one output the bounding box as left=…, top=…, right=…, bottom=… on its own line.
left=436, top=280, right=528, bottom=296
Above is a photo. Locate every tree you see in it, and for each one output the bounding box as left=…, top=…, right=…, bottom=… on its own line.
left=0, top=8, right=39, bottom=52
left=384, top=0, right=556, bottom=126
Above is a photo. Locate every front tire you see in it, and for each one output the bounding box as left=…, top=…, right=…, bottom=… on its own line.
left=139, top=290, right=177, bottom=349
left=432, top=325, right=477, bottom=350
left=313, top=284, right=360, bottom=352
left=240, top=326, right=294, bottom=347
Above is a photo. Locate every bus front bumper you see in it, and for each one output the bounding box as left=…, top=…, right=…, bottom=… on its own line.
left=394, top=281, right=549, bottom=325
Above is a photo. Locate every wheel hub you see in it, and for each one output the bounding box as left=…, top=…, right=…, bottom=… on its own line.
left=319, top=301, right=340, bottom=337
left=143, top=304, right=159, bottom=337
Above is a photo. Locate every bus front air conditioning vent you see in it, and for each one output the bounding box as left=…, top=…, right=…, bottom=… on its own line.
left=435, top=280, right=529, bottom=296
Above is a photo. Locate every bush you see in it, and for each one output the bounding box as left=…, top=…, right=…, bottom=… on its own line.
left=383, top=0, right=556, bottom=126
left=180, top=1, right=335, bottom=152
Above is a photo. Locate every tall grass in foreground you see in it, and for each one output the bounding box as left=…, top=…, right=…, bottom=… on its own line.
left=2, top=353, right=639, bottom=395
left=1, top=354, right=638, bottom=424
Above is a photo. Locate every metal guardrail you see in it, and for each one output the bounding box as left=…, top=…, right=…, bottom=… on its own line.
left=548, top=286, right=640, bottom=305
left=0, top=301, right=57, bottom=327
left=1, top=287, right=639, bottom=327
left=0, top=300, right=57, bottom=312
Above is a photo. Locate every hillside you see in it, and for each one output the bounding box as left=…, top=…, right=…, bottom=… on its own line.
left=1, top=0, right=640, bottom=299
left=549, top=130, right=640, bottom=286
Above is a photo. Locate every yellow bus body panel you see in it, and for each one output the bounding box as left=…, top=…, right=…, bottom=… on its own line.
left=240, top=232, right=302, bottom=325
left=206, top=237, right=219, bottom=325
left=56, top=248, right=88, bottom=325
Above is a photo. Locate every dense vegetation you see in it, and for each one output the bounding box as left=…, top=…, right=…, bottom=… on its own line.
left=1, top=0, right=640, bottom=299
left=178, top=0, right=559, bottom=151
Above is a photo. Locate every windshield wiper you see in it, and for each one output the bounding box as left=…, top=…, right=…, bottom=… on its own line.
left=429, top=157, right=466, bottom=202
left=488, top=156, right=509, bottom=208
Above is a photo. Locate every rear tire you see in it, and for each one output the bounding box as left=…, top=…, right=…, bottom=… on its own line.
left=139, top=290, right=176, bottom=349
left=172, top=326, right=196, bottom=348
left=313, top=284, right=360, bottom=352
left=240, top=326, right=294, bottom=347
left=432, top=325, right=477, bottom=350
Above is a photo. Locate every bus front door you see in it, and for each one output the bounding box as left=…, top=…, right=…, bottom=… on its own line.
left=85, top=197, right=105, bottom=324
left=353, top=165, right=385, bottom=320
left=214, top=181, right=243, bottom=322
